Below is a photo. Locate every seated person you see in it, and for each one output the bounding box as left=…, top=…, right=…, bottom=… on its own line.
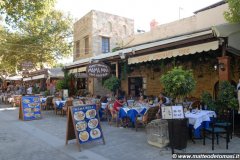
left=113, top=96, right=124, bottom=112
left=158, top=92, right=170, bottom=105
left=135, top=95, right=146, bottom=106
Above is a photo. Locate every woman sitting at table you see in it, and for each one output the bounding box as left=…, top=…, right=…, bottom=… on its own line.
left=135, top=95, right=146, bottom=106
left=113, top=96, right=124, bottom=112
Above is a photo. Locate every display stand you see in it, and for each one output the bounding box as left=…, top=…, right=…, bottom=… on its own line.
left=19, top=96, right=41, bottom=121
left=66, top=104, right=105, bottom=151
left=161, top=105, right=185, bottom=154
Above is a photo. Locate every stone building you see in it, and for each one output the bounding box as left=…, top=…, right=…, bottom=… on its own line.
left=66, top=1, right=240, bottom=98
left=69, top=10, right=134, bottom=95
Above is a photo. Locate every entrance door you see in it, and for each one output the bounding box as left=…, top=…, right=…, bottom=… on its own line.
left=128, top=77, right=143, bottom=97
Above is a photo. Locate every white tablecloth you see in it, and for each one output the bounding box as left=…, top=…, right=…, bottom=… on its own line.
left=185, top=110, right=216, bottom=129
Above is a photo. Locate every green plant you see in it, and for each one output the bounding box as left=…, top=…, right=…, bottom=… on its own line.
left=217, top=81, right=238, bottom=111
left=103, top=76, right=120, bottom=94
left=56, top=70, right=70, bottom=91
left=44, top=90, right=50, bottom=96
left=200, top=91, right=217, bottom=110
left=160, top=66, right=196, bottom=101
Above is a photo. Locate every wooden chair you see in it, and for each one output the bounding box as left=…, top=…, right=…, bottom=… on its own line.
left=62, top=99, right=73, bottom=116
left=135, top=106, right=159, bottom=131
left=41, top=96, right=53, bottom=110
left=190, top=100, right=201, bottom=109
left=52, top=97, right=62, bottom=115
left=203, top=116, right=230, bottom=150
left=108, top=103, right=120, bottom=127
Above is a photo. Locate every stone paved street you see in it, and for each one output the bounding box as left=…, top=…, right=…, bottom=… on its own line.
left=0, top=104, right=240, bottom=160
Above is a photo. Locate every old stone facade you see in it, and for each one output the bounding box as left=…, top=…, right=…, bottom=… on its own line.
left=73, top=10, right=134, bottom=61
left=72, top=10, right=134, bottom=96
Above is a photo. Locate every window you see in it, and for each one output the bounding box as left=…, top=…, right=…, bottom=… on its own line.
left=75, top=40, right=80, bottom=54
left=84, top=36, right=89, bottom=54
left=102, top=37, right=110, bottom=53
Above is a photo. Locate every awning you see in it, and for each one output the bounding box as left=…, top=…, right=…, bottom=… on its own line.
left=6, top=75, right=22, bottom=81
left=128, top=41, right=219, bottom=64
left=23, top=77, right=32, bottom=81
left=212, top=23, right=240, bottom=54
left=48, top=67, right=64, bottom=78
left=69, top=67, right=86, bottom=73
left=32, top=74, right=46, bottom=80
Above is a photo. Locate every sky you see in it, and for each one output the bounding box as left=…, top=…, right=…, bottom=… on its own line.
left=55, top=0, right=222, bottom=32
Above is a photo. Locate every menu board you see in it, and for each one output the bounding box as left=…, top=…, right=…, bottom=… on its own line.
left=66, top=104, right=105, bottom=151
left=20, top=96, right=41, bottom=121
left=162, top=106, right=184, bottom=119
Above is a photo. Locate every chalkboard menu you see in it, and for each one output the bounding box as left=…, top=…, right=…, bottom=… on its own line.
left=66, top=104, right=105, bottom=151
left=19, top=96, right=41, bottom=121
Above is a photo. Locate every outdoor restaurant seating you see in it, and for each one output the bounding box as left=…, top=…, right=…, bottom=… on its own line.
left=41, top=96, right=53, bottom=110
left=135, top=106, right=159, bottom=131
left=108, top=102, right=120, bottom=127
left=203, top=115, right=230, bottom=150
left=62, top=99, right=73, bottom=115
left=52, top=97, right=63, bottom=115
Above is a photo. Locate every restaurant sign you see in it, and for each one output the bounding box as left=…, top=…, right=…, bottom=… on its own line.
left=86, top=63, right=110, bottom=78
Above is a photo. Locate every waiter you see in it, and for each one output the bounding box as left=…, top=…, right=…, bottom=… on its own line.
left=237, top=79, right=240, bottom=114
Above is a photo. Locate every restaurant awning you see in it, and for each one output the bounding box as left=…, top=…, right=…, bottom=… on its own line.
left=23, top=77, right=32, bottom=81
left=212, top=23, right=240, bottom=55
left=128, top=41, right=219, bottom=64
left=32, top=74, right=46, bottom=80
left=6, top=75, right=22, bottom=81
left=69, top=67, right=86, bottom=73
left=48, top=68, right=64, bottom=78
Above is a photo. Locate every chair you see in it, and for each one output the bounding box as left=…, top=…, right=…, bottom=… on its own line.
left=62, top=99, right=73, bottom=116
left=52, top=97, right=62, bottom=115
left=135, top=106, right=159, bottom=131
left=108, top=103, right=120, bottom=127
left=203, top=116, right=230, bottom=150
left=190, top=100, right=201, bottom=109
left=41, top=96, right=53, bottom=110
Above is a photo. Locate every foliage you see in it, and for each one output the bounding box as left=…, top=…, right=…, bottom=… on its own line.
left=0, top=0, right=56, bottom=27
left=56, top=70, right=70, bottom=90
left=0, top=1, right=73, bottom=76
left=224, top=0, right=240, bottom=23
left=217, top=81, right=238, bottom=110
left=200, top=91, right=217, bottom=110
left=103, top=76, right=120, bottom=93
left=160, top=66, right=196, bottom=100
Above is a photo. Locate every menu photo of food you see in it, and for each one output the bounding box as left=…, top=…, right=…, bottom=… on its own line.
left=79, top=131, right=89, bottom=142
left=28, top=103, right=39, bottom=108
left=90, top=128, right=101, bottom=139
left=33, top=97, right=40, bottom=102
left=23, top=99, right=30, bottom=104
left=24, top=112, right=34, bottom=117
left=74, top=111, right=85, bottom=121
left=76, top=121, right=87, bottom=131
left=86, top=109, right=96, bottom=119
left=88, top=118, right=98, bottom=129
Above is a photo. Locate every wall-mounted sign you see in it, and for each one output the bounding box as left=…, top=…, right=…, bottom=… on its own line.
left=86, top=63, right=110, bottom=78
left=21, top=61, right=34, bottom=69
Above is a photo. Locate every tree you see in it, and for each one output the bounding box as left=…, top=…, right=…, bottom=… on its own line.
left=160, top=66, right=196, bottom=102
left=224, top=0, right=240, bottom=23
left=0, top=0, right=56, bottom=27
left=0, top=1, right=73, bottom=77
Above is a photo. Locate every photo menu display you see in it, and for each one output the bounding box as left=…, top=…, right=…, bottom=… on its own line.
left=22, top=96, right=41, bottom=121
left=71, top=104, right=103, bottom=144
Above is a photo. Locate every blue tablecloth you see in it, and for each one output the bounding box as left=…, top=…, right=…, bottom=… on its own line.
left=119, top=107, right=147, bottom=124
left=55, top=101, right=66, bottom=109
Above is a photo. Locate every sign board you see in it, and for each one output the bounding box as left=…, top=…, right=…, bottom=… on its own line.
left=63, top=89, right=68, bottom=100
left=66, top=104, right=105, bottom=151
left=21, top=61, right=34, bottom=69
left=86, top=63, right=110, bottom=78
left=13, top=95, right=22, bottom=107
left=19, top=96, right=42, bottom=121
left=161, top=106, right=184, bottom=119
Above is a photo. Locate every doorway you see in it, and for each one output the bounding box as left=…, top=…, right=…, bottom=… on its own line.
left=128, top=77, right=143, bottom=97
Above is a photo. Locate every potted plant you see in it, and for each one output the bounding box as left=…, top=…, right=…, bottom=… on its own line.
left=160, top=66, right=196, bottom=150
left=200, top=91, right=217, bottom=110
left=160, top=66, right=196, bottom=103
left=103, top=76, right=120, bottom=96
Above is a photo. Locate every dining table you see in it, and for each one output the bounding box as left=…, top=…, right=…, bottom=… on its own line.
left=185, top=110, right=216, bottom=138
left=119, top=105, right=148, bottom=124
left=55, top=100, right=66, bottom=109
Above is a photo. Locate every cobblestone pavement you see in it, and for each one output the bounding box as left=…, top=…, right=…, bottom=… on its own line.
left=0, top=103, right=240, bottom=160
